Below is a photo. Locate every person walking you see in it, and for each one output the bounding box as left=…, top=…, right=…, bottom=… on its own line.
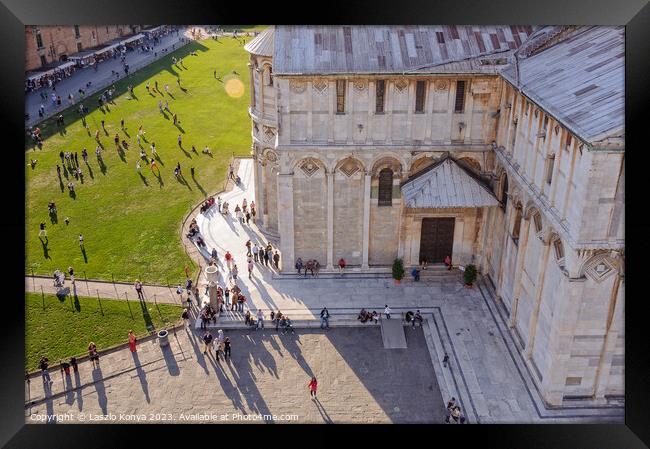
left=223, top=337, right=231, bottom=360
left=273, top=251, right=280, bottom=270
left=384, top=305, right=392, bottom=320
left=225, top=251, right=233, bottom=271
left=258, top=247, right=265, bottom=265
left=256, top=309, right=264, bottom=329
left=247, top=258, right=254, bottom=279
left=231, top=264, right=239, bottom=282
left=444, top=254, right=452, bottom=271
left=295, top=257, right=304, bottom=275
left=320, top=307, right=330, bottom=329
left=263, top=247, right=270, bottom=267
left=413, top=310, right=423, bottom=329
left=202, top=331, right=214, bottom=355
left=128, top=330, right=137, bottom=353
left=308, top=377, right=318, bottom=399
left=252, top=244, right=259, bottom=262
left=134, top=280, right=145, bottom=300
left=39, top=357, right=53, bottom=385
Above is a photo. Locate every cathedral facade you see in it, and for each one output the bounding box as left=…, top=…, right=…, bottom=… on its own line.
left=246, top=26, right=624, bottom=406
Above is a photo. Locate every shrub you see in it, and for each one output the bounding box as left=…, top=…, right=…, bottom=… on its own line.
left=392, top=258, right=405, bottom=280
left=464, top=264, right=478, bottom=285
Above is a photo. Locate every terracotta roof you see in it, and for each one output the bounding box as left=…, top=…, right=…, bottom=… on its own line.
left=501, top=26, right=624, bottom=147
left=273, top=25, right=537, bottom=75
left=244, top=26, right=274, bottom=57
left=401, top=157, right=500, bottom=209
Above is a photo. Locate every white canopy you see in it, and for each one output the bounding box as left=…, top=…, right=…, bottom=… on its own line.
left=121, top=33, right=144, bottom=44
left=26, top=61, right=76, bottom=81
left=401, top=157, right=500, bottom=209
left=94, top=43, right=120, bottom=55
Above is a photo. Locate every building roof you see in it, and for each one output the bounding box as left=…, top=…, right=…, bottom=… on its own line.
left=273, top=25, right=537, bottom=75
left=501, top=26, right=624, bottom=148
left=401, top=157, right=500, bottom=209
left=244, top=26, right=274, bottom=57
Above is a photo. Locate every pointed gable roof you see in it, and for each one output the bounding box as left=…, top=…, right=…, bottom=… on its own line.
left=401, top=157, right=499, bottom=209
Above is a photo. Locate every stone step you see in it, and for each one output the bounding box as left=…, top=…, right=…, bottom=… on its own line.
left=273, top=272, right=392, bottom=280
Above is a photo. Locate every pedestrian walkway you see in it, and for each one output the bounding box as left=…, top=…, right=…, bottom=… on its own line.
left=25, top=27, right=191, bottom=128
left=25, top=275, right=182, bottom=305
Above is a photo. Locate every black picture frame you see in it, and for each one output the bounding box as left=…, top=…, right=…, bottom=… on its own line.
left=4, top=0, right=648, bottom=446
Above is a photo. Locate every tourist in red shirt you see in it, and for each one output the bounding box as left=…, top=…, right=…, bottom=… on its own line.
left=308, top=377, right=318, bottom=399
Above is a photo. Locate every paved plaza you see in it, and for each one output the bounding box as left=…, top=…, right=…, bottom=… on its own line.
left=27, top=327, right=445, bottom=424
left=25, top=158, right=624, bottom=424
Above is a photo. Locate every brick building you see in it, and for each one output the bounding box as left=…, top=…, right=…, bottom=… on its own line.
left=25, top=25, right=141, bottom=72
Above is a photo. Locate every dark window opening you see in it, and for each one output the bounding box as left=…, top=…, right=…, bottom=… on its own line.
left=378, top=168, right=393, bottom=206
left=74, top=25, right=80, bottom=38
left=454, top=80, right=466, bottom=112
left=39, top=54, right=47, bottom=67
left=375, top=80, right=385, bottom=113
left=36, top=33, right=44, bottom=49
left=500, top=174, right=508, bottom=210
left=415, top=80, right=426, bottom=113
left=77, top=42, right=83, bottom=52
left=546, top=154, right=555, bottom=185
left=553, top=239, right=564, bottom=260
left=565, top=134, right=572, bottom=151
left=533, top=212, right=542, bottom=233
left=512, top=207, right=522, bottom=242
left=336, top=80, right=346, bottom=114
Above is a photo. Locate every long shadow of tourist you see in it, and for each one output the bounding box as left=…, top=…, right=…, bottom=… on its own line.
left=161, top=344, right=180, bottom=376
left=138, top=171, right=149, bottom=186
left=314, top=397, right=333, bottom=423
left=192, top=174, right=207, bottom=196
left=91, top=367, right=109, bottom=415
left=73, top=369, right=84, bottom=411
left=98, top=158, right=108, bottom=175
left=85, top=162, right=94, bottom=179
left=132, top=351, right=151, bottom=403
left=184, top=326, right=209, bottom=375
left=138, top=298, right=155, bottom=331
left=206, top=354, right=247, bottom=414
left=117, top=146, right=126, bottom=163
left=280, top=333, right=314, bottom=378
left=58, top=176, right=65, bottom=192
left=40, top=237, right=51, bottom=259
left=69, top=189, right=76, bottom=200
left=64, top=374, right=75, bottom=405
left=81, top=247, right=88, bottom=264
left=49, top=209, right=58, bottom=224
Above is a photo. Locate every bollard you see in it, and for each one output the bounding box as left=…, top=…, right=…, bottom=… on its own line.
left=125, top=292, right=134, bottom=319
left=96, top=290, right=104, bottom=316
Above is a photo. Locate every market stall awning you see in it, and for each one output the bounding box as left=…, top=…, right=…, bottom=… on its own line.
left=26, top=61, right=76, bottom=81
left=121, top=33, right=144, bottom=44
left=94, top=43, right=121, bottom=55
left=401, top=157, right=500, bottom=209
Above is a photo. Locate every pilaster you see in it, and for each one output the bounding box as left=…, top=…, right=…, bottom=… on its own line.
left=361, top=172, right=371, bottom=269
left=277, top=173, right=295, bottom=272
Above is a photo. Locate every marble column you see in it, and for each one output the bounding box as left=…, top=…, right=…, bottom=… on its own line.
left=326, top=170, right=334, bottom=270
left=277, top=173, right=294, bottom=273
left=509, top=217, right=531, bottom=328
left=361, top=172, right=371, bottom=269
left=525, top=238, right=552, bottom=359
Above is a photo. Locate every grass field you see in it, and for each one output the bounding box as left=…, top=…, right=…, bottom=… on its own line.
left=25, top=292, right=181, bottom=370
left=26, top=37, right=253, bottom=284
left=219, top=25, right=268, bottom=32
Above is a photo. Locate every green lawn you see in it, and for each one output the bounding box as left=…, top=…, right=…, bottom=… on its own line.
left=219, top=25, right=268, bottom=32
left=25, top=292, right=181, bottom=370
left=26, top=37, right=253, bottom=284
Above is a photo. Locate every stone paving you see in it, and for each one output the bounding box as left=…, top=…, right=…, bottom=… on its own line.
left=25, top=159, right=624, bottom=423
left=26, top=327, right=446, bottom=424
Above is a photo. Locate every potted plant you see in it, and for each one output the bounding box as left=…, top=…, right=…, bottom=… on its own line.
left=392, top=258, right=405, bottom=285
left=463, top=264, right=478, bottom=288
